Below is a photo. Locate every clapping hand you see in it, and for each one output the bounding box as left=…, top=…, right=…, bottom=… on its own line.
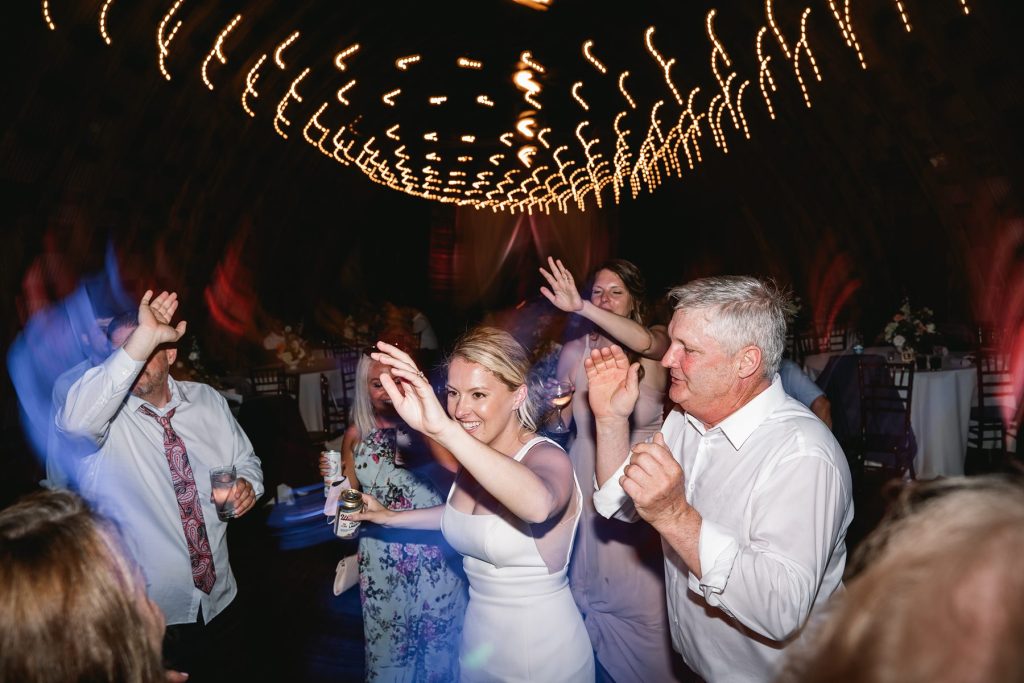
left=584, top=344, right=641, bottom=421
left=539, top=257, right=584, bottom=314
left=621, top=432, right=691, bottom=529
left=371, top=342, right=449, bottom=439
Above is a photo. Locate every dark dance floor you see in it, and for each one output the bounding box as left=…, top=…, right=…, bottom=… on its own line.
left=228, top=511, right=367, bottom=683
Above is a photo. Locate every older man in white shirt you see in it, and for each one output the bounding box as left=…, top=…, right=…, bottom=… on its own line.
left=587, top=276, right=853, bottom=683
left=57, top=289, right=263, bottom=682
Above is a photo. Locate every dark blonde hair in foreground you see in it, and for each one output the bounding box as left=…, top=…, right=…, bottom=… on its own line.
left=448, top=326, right=540, bottom=433
left=0, top=489, right=165, bottom=683
left=776, top=475, right=1024, bottom=683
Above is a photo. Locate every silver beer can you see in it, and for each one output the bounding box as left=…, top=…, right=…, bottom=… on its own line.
left=323, top=449, right=342, bottom=497
left=334, top=489, right=364, bottom=539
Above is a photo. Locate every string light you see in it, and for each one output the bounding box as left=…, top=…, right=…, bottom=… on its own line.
left=273, top=67, right=310, bottom=140
left=894, top=0, right=912, bottom=32
left=302, top=102, right=331, bottom=152
left=707, top=10, right=739, bottom=132
left=793, top=7, right=822, bottom=108
left=826, top=0, right=866, bottom=68
left=517, top=145, right=537, bottom=167
left=395, top=54, right=421, bottom=70
left=645, top=27, right=683, bottom=105
left=274, top=30, right=300, bottom=69
left=336, top=79, right=356, bottom=105
left=735, top=79, right=752, bottom=139
left=571, top=82, right=590, bottom=111
left=582, top=40, right=607, bottom=74
left=50, top=0, right=971, bottom=214
left=201, top=14, right=242, bottom=91
left=157, top=0, right=186, bottom=81
left=42, top=0, right=56, bottom=30
left=520, top=51, right=546, bottom=73
left=99, top=0, right=115, bottom=44
left=766, top=0, right=791, bottom=58
left=513, top=70, right=540, bottom=94
left=241, top=53, right=267, bottom=117
left=618, top=72, right=637, bottom=109
left=334, top=44, right=360, bottom=71
left=756, top=27, right=777, bottom=119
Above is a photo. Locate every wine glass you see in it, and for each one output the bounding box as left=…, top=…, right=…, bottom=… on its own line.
left=547, top=380, right=575, bottom=434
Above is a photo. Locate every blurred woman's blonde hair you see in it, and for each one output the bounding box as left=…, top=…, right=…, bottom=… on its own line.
left=0, top=489, right=166, bottom=683
left=776, top=475, right=1024, bottom=683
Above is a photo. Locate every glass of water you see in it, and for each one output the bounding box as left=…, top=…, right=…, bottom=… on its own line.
left=209, top=465, right=237, bottom=521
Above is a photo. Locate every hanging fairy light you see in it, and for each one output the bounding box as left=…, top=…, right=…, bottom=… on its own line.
left=201, top=14, right=243, bottom=91
left=39, top=0, right=976, bottom=215
left=99, top=0, right=115, bottom=44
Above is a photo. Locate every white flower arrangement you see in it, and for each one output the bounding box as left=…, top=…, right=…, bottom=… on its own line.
left=882, top=299, right=937, bottom=351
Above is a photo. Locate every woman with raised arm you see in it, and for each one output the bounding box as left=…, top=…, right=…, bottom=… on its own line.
left=318, top=350, right=465, bottom=683
left=349, top=327, right=594, bottom=682
left=538, top=257, right=681, bottom=683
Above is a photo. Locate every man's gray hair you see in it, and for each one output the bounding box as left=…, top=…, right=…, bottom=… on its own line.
left=668, top=276, right=795, bottom=379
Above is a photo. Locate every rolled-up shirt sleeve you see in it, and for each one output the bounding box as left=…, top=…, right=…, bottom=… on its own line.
left=592, top=450, right=640, bottom=522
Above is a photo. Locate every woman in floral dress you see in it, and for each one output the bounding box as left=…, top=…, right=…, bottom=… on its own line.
left=324, top=352, right=466, bottom=682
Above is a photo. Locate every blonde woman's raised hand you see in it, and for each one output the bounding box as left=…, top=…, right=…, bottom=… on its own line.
left=539, top=257, right=584, bottom=314
left=371, top=341, right=450, bottom=438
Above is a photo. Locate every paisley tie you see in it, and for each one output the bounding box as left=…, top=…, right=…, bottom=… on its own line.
left=139, top=405, right=216, bottom=594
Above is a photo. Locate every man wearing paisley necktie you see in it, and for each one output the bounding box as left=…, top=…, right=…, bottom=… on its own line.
left=57, top=289, right=263, bottom=682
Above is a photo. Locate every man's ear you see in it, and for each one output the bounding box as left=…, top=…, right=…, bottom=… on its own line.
left=736, top=345, right=762, bottom=380
left=165, top=348, right=178, bottom=365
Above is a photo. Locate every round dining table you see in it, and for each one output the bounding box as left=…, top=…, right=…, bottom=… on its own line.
left=803, top=349, right=977, bottom=478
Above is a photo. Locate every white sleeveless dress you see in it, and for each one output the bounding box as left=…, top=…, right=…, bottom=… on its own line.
left=441, top=437, right=595, bottom=682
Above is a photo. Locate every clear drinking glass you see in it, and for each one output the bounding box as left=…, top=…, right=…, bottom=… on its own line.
left=547, top=380, right=575, bottom=434
left=209, top=465, right=237, bottom=521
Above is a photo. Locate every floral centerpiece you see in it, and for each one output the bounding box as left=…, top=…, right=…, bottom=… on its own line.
left=882, top=298, right=937, bottom=353
left=263, top=325, right=309, bottom=367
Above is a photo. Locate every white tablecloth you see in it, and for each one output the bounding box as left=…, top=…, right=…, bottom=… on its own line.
left=802, top=350, right=978, bottom=478
left=911, top=368, right=976, bottom=478
left=283, top=356, right=345, bottom=432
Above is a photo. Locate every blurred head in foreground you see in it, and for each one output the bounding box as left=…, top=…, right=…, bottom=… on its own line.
left=0, top=489, right=166, bottom=683
left=776, top=475, right=1024, bottom=683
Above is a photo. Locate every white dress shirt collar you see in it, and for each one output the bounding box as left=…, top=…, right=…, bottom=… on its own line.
left=683, top=373, right=785, bottom=450
left=126, top=374, right=193, bottom=416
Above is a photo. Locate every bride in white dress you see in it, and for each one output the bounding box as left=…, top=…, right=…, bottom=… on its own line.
left=347, top=327, right=594, bottom=682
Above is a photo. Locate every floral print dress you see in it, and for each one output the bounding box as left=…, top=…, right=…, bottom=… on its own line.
left=354, top=428, right=467, bottom=683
